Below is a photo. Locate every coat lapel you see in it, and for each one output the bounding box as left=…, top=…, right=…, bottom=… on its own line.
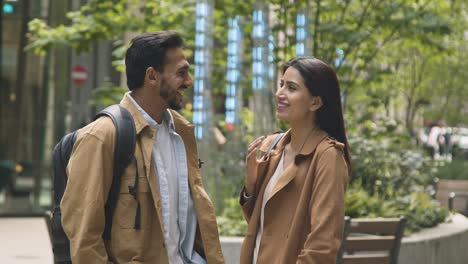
left=171, top=110, right=224, bottom=263
left=245, top=133, right=288, bottom=236
left=140, top=133, right=166, bottom=234
left=264, top=129, right=328, bottom=204
left=255, top=132, right=289, bottom=194
left=266, top=162, right=297, bottom=203
left=120, top=94, right=166, bottom=234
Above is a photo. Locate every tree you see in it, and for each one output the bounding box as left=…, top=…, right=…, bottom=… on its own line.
left=27, top=0, right=460, bottom=112
left=368, top=0, right=468, bottom=130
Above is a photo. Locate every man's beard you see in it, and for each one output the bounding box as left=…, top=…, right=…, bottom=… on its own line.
left=160, top=81, right=184, bottom=110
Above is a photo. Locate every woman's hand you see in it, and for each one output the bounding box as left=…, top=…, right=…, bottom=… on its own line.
left=245, top=135, right=266, bottom=195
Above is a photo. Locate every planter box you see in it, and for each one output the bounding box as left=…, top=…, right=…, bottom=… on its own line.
left=399, top=213, right=468, bottom=264
left=221, top=213, right=468, bottom=264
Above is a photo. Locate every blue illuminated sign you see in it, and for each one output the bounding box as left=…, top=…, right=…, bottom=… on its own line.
left=225, top=16, right=242, bottom=126
left=296, top=12, right=307, bottom=56
left=3, top=3, right=14, bottom=14
left=193, top=1, right=210, bottom=139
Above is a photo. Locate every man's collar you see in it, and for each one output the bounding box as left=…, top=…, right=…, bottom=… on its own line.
left=121, top=92, right=182, bottom=134
left=120, top=93, right=147, bottom=134
left=164, top=110, right=176, bottom=131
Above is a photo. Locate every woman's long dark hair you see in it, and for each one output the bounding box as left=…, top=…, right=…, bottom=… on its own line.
left=283, top=56, right=351, bottom=167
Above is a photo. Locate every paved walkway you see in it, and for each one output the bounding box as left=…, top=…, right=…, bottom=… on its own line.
left=0, top=217, right=53, bottom=263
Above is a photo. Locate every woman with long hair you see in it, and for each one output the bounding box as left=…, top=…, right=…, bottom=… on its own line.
left=240, top=57, right=350, bottom=264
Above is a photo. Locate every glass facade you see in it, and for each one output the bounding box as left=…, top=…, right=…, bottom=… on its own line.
left=0, top=0, right=116, bottom=215
left=0, top=0, right=51, bottom=214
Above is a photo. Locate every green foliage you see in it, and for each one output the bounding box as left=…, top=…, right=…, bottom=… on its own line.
left=345, top=184, right=449, bottom=233
left=27, top=0, right=465, bottom=117
left=348, top=1, right=468, bottom=129
left=349, top=117, right=438, bottom=197
left=405, top=191, right=449, bottom=231
left=27, top=0, right=141, bottom=54
left=238, top=108, right=255, bottom=144
left=345, top=117, right=449, bottom=233
left=344, top=182, right=381, bottom=218
left=434, top=160, right=468, bottom=180
left=207, top=108, right=255, bottom=214
left=89, top=82, right=126, bottom=107
left=111, top=41, right=129, bottom=73
left=217, top=198, right=247, bottom=236
left=179, top=104, right=193, bottom=122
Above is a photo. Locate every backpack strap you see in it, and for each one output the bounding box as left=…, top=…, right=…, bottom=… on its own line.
left=262, top=133, right=284, bottom=160
left=94, top=105, right=136, bottom=240
left=51, top=132, right=79, bottom=262
left=53, top=131, right=77, bottom=206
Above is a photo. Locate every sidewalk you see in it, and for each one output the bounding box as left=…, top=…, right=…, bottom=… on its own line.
left=0, top=217, right=53, bottom=263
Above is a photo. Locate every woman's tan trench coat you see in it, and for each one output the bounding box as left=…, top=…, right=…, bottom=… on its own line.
left=240, top=130, right=349, bottom=264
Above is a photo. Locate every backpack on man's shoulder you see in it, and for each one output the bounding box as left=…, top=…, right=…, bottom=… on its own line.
left=50, top=105, right=136, bottom=263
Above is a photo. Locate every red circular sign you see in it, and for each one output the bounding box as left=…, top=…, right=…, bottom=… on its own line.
left=71, top=65, right=88, bottom=86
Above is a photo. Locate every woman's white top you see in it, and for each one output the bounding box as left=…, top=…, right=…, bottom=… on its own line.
left=253, top=151, right=285, bottom=264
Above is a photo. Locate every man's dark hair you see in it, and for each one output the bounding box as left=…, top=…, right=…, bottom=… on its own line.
left=125, top=31, right=184, bottom=90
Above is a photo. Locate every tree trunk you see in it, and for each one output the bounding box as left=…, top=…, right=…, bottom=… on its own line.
left=312, top=0, right=321, bottom=56
left=405, top=57, right=427, bottom=134
left=13, top=0, right=31, bottom=163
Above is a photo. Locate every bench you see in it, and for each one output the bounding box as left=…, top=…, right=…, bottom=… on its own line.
left=433, top=178, right=468, bottom=216
left=337, top=217, right=406, bottom=264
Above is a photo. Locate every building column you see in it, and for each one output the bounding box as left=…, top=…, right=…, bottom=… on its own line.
left=192, top=0, right=219, bottom=207
left=251, top=3, right=275, bottom=136
left=296, top=7, right=310, bottom=56
left=225, top=16, right=243, bottom=130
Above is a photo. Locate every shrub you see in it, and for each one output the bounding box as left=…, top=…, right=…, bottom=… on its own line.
left=347, top=117, right=449, bottom=233
left=217, top=198, right=247, bottom=236
left=434, top=159, right=468, bottom=180
left=349, top=118, right=437, bottom=197
left=345, top=183, right=449, bottom=233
